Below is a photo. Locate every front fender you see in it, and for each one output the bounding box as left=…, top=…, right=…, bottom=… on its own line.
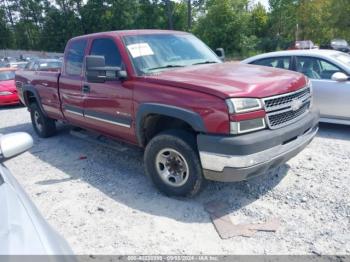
left=136, top=103, right=207, bottom=146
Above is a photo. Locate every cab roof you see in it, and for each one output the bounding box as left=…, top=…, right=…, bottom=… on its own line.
left=70, top=29, right=190, bottom=42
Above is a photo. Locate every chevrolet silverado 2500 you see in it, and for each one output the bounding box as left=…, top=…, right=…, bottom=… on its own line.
left=15, top=30, right=319, bottom=197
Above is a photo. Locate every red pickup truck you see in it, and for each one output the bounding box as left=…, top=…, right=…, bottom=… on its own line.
left=15, top=30, right=319, bottom=197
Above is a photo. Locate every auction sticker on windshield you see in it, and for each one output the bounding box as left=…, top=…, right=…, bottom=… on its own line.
left=127, top=43, right=154, bottom=58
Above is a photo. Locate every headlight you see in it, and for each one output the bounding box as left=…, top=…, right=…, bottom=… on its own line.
left=0, top=91, right=13, bottom=96
left=307, top=78, right=313, bottom=108
left=226, top=98, right=263, bottom=113
left=226, top=98, right=266, bottom=134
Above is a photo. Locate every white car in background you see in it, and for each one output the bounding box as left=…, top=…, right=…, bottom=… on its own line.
left=6, top=61, right=28, bottom=69
left=0, top=133, right=73, bottom=255
left=242, top=50, right=350, bottom=125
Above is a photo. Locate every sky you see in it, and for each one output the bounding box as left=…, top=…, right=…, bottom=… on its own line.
left=255, top=0, right=270, bottom=9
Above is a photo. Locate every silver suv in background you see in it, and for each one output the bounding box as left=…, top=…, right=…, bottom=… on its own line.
left=331, top=39, right=350, bottom=53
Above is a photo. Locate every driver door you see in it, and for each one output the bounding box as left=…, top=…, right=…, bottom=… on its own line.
left=82, top=37, right=134, bottom=142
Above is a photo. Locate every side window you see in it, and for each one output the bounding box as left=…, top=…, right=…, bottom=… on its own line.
left=90, top=38, right=122, bottom=67
left=296, top=56, right=343, bottom=80
left=319, top=60, right=343, bottom=79
left=252, top=57, right=291, bottom=70
left=66, top=39, right=87, bottom=76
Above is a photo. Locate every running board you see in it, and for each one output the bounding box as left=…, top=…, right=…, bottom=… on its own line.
left=70, top=128, right=141, bottom=155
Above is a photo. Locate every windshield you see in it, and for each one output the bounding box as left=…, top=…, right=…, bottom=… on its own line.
left=0, top=71, right=15, bottom=81
left=123, top=34, right=221, bottom=75
left=333, top=53, right=350, bottom=66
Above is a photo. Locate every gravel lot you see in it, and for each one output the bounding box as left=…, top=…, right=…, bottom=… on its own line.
left=1, top=105, right=349, bottom=255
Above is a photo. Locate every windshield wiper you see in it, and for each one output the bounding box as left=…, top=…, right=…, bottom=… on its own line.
left=147, top=65, right=185, bottom=71
left=192, top=61, right=219, bottom=66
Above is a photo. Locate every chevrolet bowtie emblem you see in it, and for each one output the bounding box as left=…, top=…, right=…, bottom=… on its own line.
left=291, top=99, right=303, bottom=111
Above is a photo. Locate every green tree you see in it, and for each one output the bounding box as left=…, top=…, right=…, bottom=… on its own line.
left=328, top=0, right=350, bottom=41
left=1, top=0, right=348, bottom=55
left=268, top=0, right=297, bottom=43
left=40, top=7, right=78, bottom=51
left=173, top=1, right=188, bottom=31
left=134, top=0, right=167, bottom=29
left=0, top=6, right=13, bottom=49
left=250, top=2, right=268, bottom=38
left=194, top=0, right=251, bottom=56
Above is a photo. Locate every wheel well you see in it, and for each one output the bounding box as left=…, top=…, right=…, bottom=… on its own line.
left=142, top=115, right=197, bottom=146
left=24, top=90, right=37, bottom=106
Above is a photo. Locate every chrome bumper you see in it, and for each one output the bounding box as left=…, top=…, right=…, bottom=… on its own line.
left=199, top=126, right=318, bottom=182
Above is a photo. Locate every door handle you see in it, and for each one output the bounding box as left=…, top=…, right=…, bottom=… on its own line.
left=82, top=85, right=90, bottom=93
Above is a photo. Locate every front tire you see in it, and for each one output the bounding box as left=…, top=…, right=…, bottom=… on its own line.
left=30, top=103, right=56, bottom=138
left=144, top=130, right=205, bottom=197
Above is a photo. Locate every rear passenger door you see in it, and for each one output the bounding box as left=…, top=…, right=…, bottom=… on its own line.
left=60, top=39, right=88, bottom=125
left=82, top=37, right=134, bottom=142
left=251, top=56, right=292, bottom=71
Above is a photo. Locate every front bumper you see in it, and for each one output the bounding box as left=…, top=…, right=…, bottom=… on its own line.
left=197, top=110, right=319, bottom=182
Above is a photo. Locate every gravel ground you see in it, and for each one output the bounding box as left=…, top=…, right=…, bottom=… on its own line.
left=1, top=105, right=349, bottom=255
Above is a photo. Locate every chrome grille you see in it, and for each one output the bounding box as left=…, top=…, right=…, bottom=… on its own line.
left=268, top=102, right=310, bottom=127
left=263, top=86, right=311, bottom=129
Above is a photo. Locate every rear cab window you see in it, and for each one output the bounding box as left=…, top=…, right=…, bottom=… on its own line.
left=65, top=39, right=88, bottom=76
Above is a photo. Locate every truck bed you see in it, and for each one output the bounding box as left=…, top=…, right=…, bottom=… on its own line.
left=15, top=70, right=64, bottom=120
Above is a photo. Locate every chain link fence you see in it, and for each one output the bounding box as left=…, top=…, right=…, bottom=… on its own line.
left=0, top=49, right=63, bottom=59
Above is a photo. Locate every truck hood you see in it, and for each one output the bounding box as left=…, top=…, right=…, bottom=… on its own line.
left=142, top=62, right=307, bottom=99
left=0, top=80, right=16, bottom=92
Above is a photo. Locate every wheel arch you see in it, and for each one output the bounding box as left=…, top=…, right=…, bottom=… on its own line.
left=22, top=85, right=47, bottom=117
left=136, top=103, right=207, bottom=147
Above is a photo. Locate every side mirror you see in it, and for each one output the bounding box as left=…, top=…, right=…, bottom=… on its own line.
left=0, top=133, right=33, bottom=162
left=215, top=48, right=225, bottom=62
left=85, top=55, right=127, bottom=83
left=331, top=72, right=349, bottom=82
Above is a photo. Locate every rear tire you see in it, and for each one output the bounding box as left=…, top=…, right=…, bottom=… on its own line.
left=30, top=103, right=56, bottom=138
left=144, top=130, right=205, bottom=197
